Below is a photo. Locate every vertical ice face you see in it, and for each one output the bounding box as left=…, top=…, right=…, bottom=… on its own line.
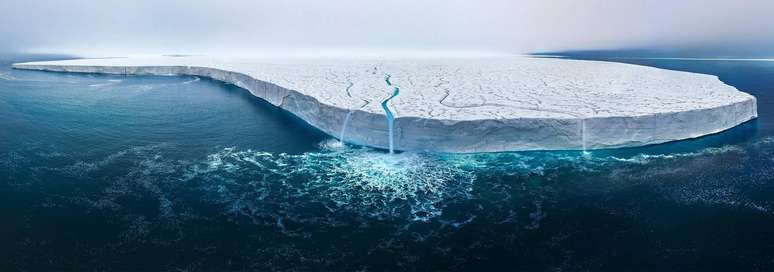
left=381, top=74, right=400, bottom=153
left=11, top=56, right=759, bottom=153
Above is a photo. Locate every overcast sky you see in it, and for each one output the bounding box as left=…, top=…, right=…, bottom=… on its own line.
left=1, top=0, right=773, bottom=56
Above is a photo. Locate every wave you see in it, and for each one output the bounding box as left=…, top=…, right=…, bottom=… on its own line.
left=607, top=145, right=745, bottom=164
left=89, top=79, right=123, bottom=88
left=0, top=72, right=16, bottom=81
left=181, top=76, right=200, bottom=85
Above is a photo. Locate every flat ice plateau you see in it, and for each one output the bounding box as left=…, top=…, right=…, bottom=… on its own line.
left=13, top=56, right=758, bottom=153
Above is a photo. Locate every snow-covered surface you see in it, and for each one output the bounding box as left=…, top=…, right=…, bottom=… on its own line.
left=12, top=56, right=758, bottom=153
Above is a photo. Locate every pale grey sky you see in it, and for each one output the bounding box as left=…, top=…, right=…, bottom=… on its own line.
left=1, top=0, right=773, bottom=56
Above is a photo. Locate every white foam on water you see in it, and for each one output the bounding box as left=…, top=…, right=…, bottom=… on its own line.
left=185, top=146, right=475, bottom=221
left=89, top=79, right=123, bottom=88
left=181, top=76, right=200, bottom=85
left=608, top=145, right=745, bottom=164
left=319, top=139, right=346, bottom=150
left=0, top=72, right=16, bottom=81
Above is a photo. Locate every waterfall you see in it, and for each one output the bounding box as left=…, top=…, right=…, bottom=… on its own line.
left=381, top=75, right=400, bottom=153
left=339, top=81, right=355, bottom=143
left=581, top=119, right=590, bottom=156
left=339, top=111, right=354, bottom=143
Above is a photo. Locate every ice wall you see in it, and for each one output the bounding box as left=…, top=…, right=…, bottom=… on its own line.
left=12, top=56, right=757, bottom=153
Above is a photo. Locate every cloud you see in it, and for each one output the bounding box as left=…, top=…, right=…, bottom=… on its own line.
left=1, top=0, right=772, bottom=56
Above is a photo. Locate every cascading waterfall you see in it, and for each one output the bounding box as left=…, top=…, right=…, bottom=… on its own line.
left=339, top=81, right=355, bottom=143
left=339, top=112, right=354, bottom=143
left=381, top=75, right=400, bottom=153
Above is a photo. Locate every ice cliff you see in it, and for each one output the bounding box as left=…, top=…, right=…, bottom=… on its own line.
left=13, top=56, right=758, bottom=153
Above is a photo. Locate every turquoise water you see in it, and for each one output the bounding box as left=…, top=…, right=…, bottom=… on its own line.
left=1, top=54, right=774, bottom=271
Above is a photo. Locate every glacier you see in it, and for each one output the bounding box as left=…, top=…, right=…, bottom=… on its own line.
left=12, top=56, right=758, bottom=153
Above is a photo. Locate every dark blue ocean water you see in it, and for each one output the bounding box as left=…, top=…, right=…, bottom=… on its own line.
left=1, top=54, right=774, bottom=271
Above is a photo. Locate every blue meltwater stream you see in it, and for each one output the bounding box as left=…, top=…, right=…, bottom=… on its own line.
left=381, top=74, right=400, bottom=153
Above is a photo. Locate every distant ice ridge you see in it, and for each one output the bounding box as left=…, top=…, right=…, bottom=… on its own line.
left=12, top=56, right=757, bottom=153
